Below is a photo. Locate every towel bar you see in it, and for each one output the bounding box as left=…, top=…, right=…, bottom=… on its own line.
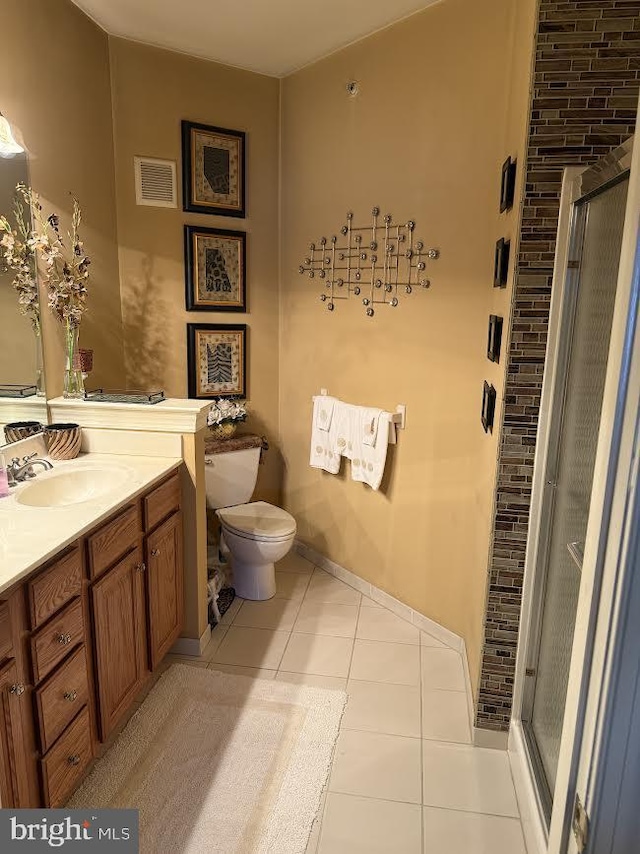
left=314, top=390, right=405, bottom=444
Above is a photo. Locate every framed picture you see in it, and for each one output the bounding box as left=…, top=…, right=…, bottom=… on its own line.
left=182, top=120, right=246, bottom=218
left=494, top=238, right=510, bottom=288
left=487, top=314, right=503, bottom=363
left=184, top=225, right=246, bottom=312
left=500, top=156, right=517, bottom=212
left=187, top=323, right=247, bottom=399
left=481, top=381, right=497, bottom=434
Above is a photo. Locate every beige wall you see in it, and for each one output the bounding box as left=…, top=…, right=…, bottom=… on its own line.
left=2, top=0, right=126, bottom=397
left=108, top=38, right=282, bottom=504
left=280, top=0, right=536, bottom=697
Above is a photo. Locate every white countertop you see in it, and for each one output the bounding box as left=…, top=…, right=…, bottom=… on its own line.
left=0, top=452, right=182, bottom=595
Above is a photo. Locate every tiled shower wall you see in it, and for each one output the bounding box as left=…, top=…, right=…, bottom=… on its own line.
left=477, top=0, right=640, bottom=732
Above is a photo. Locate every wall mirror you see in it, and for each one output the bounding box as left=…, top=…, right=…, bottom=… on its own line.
left=0, top=151, right=48, bottom=437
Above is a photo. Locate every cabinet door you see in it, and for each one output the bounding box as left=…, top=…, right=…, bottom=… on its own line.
left=91, top=547, right=148, bottom=741
left=0, top=660, right=29, bottom=808
left=146, top=512, right=184, bottom=670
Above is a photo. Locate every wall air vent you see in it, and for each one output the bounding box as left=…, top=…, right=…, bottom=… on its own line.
left=134, top=156, right=177, bottom=208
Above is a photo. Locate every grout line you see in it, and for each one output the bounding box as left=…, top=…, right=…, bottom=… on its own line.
left=330, top=789, right=524, bottom=823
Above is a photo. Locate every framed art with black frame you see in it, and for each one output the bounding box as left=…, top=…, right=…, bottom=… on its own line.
left=481, top=381, right=497, bottom=433
left=494, top=238, right=510, bottom=287
left=487, top=314, right=503, bottom=363
left=182, top=120, right=246, bottom=218
left=187, top=323, right=247, bottom=399
left=184, top=225, right=246, bottom=312
left=500, top=156, right=517, bottom=212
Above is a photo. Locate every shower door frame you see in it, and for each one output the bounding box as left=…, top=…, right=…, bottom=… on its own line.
left=509, top=136, right=636, bottom=854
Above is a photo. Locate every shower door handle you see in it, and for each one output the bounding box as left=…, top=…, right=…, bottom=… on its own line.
left=567, top=541, right=584, bottom=571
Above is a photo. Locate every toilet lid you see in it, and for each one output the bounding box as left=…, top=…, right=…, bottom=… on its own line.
left=218, top=501, right=297, bottom=540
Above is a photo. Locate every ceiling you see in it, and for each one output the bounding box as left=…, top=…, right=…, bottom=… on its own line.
left=71, top=0, right=440, bottom=77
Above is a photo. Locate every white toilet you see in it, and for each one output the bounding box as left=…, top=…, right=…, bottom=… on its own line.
left=204, top=443, right=297, bottom=600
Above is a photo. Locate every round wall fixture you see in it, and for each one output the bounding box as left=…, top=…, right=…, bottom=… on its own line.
left=346, top=81, right=359, bottom=97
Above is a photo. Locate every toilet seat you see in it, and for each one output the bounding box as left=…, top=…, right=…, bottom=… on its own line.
left=218, top=501, right=297, bottom=542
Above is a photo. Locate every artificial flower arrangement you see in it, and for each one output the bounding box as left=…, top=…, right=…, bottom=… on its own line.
left=0, top=190, right=40, bottom=336
left=0, top=183, right=91, bottom=397
left=207, top=398, right=248, bottom=439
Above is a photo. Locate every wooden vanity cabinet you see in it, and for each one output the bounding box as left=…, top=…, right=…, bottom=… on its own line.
left=89, top=470, right=183, bottom=740
left=0, top=590, right=40, bottom=808
left=91, top=545, right=148, bottom=740
left=0, top=464, right=184, bottom=808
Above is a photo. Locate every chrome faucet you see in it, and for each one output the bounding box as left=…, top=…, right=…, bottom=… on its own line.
left=7, top=453, right=53, bottom=487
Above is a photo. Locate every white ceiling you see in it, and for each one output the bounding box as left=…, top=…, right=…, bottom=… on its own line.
left=71, top=0, right=440, bottom=77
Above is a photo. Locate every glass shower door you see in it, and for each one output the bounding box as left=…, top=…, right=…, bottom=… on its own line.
left=522, top=174, right=629, bottom=815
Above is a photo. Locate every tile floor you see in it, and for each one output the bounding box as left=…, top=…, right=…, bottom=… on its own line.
left=165, top=551, right=527, bottom=854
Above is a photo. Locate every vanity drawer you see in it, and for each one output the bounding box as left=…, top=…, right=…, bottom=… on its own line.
left=28, top=547, right=83, bottom=630
left=35, top=645, right=89, bottom=753
left=41, top=706, right=92, bottom=808
left=0, top=602, right=13, bottom=663
left=31, top=598, right=84, bottom=684
left=88, top=503, right=141, bottom=580
left=144, top=472, right=180, bottom=532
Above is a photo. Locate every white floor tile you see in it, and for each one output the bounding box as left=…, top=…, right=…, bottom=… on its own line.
left=211, top=626, right=290, bottom=669
left=421, top=690, right=471, bottom=744
left=208, top=663, right=277, bottom=679
left=350, top=639, right=420, bottom=686
left=277, top=552, right=315, bottom=574
left=421, top=647, right=466, bottom=691
left=275, top=570, right=311, bottom=600
left=423, top=807, right=527, bottom=854
left=422, top=742, right=519, bottom=817
left=330, top=730, right=422, bottom=804
left=280, top=633, right=354, bottom=678
left=343, top=680, right=421, bottom=738
left=294, top=601, right=359, bottom=638
left=232, top=598, right=301, bottom=631
left=356, top=607, right=420, bottom=645
left=319, top=793, right=422, bottom=853
left=306, top=570, right=362, bottom=605
left=199, top=624, right=230, bottom=660
left=275, top=672, right=348, bottom=691
left=360, top=596, right=383, bottom=609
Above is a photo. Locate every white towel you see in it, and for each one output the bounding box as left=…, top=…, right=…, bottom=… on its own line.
left=310, top=396, right=341, bottom=474
left=335, top=402, right=358, bottom=460
left=350, top=410, right=390, bottom=490
left=361, top=407, right=383, bottom=447
left=315, top=395, right=336, bottom=432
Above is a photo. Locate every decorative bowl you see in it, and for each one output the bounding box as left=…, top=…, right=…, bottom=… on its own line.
left=208, top=422, right=238, bottom=440
left=3, top=421, right=43, bottom=444
left=45, top=423, right=82, bottom=460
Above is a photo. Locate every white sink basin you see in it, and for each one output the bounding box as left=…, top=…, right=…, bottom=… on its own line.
left=16, top=467, right=132, bottom=508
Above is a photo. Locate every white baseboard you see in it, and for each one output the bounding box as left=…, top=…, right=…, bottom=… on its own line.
left=294, top=539, right=466, bottom=654
left=474, top=726, right=509, bottom=750
left=509, top=720, right=548, bottom=854
left=171, top=624, right=212, bottom=657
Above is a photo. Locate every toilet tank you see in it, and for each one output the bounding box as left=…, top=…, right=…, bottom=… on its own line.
left=204, top=446, right=261, bottom=509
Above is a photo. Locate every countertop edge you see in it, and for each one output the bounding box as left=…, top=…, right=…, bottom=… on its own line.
left=0, top=457, right=182, bottom=597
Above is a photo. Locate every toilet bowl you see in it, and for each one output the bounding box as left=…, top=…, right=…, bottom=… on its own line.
left=217, top=501, right=297, bottom=600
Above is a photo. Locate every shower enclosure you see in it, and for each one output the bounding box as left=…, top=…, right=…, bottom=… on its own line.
left=521, top=156, right=630, bottom=817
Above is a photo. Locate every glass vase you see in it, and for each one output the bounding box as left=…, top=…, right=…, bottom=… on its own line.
left=63, top=324, right=85, bottom=399
left=34, top=330, right=45, bottom=397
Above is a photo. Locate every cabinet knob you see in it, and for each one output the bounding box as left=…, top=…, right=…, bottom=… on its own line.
left=64, top=690, right=78, bottom=702
left=58, top=633, right=72, bottom=646
left=68, top=754, right=81, bottom=766
left=135, top=562, right=146, bottom=573
left=10, top=683, right=25, bottom=697
left=151, top=549, right=160, bottom=557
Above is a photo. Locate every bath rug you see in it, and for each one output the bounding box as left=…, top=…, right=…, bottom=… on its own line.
left=69, top=664, right=346, bottom=853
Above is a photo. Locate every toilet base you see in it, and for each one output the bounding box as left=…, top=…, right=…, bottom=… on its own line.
left=232, top=558, right=276, bottom=600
